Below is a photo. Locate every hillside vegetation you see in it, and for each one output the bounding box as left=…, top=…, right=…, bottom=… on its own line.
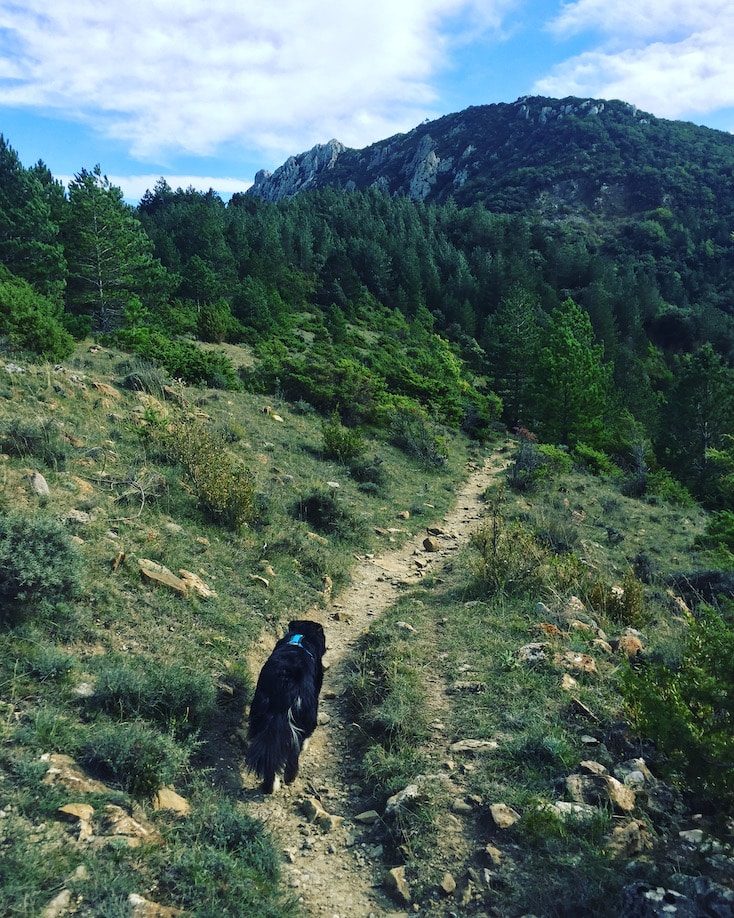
left=0, top=93, right=732, bottom=916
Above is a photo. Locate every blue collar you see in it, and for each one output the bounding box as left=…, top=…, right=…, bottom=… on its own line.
left=287, top=633, right=314, bottom=659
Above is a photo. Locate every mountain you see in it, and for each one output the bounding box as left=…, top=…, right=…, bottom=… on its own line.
left=248, top=95, right=734, bottom=221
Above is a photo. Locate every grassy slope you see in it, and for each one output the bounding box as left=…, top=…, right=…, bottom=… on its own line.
left=348, top=457, right=734, bottom=916
left=0, top=342, right=470, bottom=916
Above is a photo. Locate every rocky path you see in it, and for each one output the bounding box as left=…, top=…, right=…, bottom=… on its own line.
left=242, top=446, right=511, bottom=917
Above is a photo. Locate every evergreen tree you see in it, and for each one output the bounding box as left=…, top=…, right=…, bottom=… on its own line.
left=659, top=345, right=734, bottom=500
left=482, top=287, right=542, bottom=428
left=537, top=297, right=612, bottom=445
left=0, top=136, right=66, bottom=298
left=63, top=166, right=169, bottom=331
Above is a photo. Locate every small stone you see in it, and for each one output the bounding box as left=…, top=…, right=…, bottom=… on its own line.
left=554, top=651, right=598, bottom=675
left=65, top=508, right=91, bottom=525
left=426, top=526, right=444, bottom=536
left=384, top=866, right=411, bottom=906
left=450, top=738, right=498, bottom=754
left=301, top=797, right=342, bottom=831
left=128, top=893, right=184, bottom=917
left=317, top=711, right=331, bottom=725
left=490, top=803, right=520, bottom=829
left=616, top=632, right=644, bottom=658
left=592, top=638, right=613, bottom=654
left=440, top=872, right=457, bottom=895
left=397, top=511, right=410, bottom=520
left=152, top=787, right=191, bottom=816
left=484, top=844, right=503, bottom=866
left=326, top=480, right=340, bottom=489
left=138, top=559, right=188, bottom=596
left=41, top=889, right=72, bottom=918
left=179, top=569, right=217, bottom=599
left=248, top=574, right=270, bottom=588
left=537, top=622, right=563, bottom=637
left=71, top=681, right=95, bottom=699
left=385, top=784, right=421, bottom=814
left=354, top=810, right=380, bottom=825
left=452, top=798, right=473, bottom=815
left=423, top=536, right=440, bottom=552
left=518, top=642, right=548, bottom=664
left=29, top=471, right=50, bottom=497
left=679, top=828, right=704, bottom=845
left=547, top=800, right=597, bottom=823
left=579, top=760, right=607, bottom=776
left=111, top=549, right=126, bottom=572
left=561, top=673, right=578, bottom=691
left=395, top=621, right=416, bottom=633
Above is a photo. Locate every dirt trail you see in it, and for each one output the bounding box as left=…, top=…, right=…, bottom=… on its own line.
left=242, top=446, right=511, bottom=917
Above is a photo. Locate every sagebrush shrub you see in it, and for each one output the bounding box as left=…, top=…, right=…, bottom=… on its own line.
left=294, top=488, right=365, bottom=541
left=93, top=657, right=216, bottom=737
left=469, top=508, right=548, bottom=595
left=390, top=406, right=447, bottom=469
left=585, top=570, right=647, bottom=626
left=80, top=720, right=191, bottom=799
left=0, top=418, right=69, bottom=468
left=0, top=514, right=82, bottom=616
left=156, top=418, right=256, bottom=530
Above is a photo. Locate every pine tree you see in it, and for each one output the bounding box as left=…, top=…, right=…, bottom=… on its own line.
left=0, top=137, right=66, bottom=298
left=538, top=297, right=612, bottom=445
left=63, top=166, right=168, bottom=331
left=482, top=287, right=542, bottom=428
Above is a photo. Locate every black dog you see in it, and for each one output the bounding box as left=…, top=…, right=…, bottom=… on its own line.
left=246, top=620, right=326, bottom=793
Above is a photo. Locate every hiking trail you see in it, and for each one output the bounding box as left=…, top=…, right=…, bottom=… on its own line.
left=242, top=445, right=512, bottom=917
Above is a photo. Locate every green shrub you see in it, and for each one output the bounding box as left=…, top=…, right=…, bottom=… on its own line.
left=0, top=417, right=69, bottom=468
left=156, top=418, right=256, bottom=530
left=118, top=327, right=240, bottom=389
left=293, top=488, right=366, bottom=541
left=696, top=510, right=734, bottom=555
left=80, top=720, right=191, bottom=799
left=509, top=442, right=571, bottom=492
left=321, top=414, right=365, bottom=463
left=197, top=299, right=240, bottom=344
left=389, top=406, right=447, bottom=469
left=0, top=267, right=74, bottom=361
left=623, top=605, right=734, bottom=808
left=572, top=443, right=618, bottom=476
left=93, top=657, right=216, bottom=737
left=647, top=469, right=694, bottom=506
left=0, top=514, right=82, bottom=616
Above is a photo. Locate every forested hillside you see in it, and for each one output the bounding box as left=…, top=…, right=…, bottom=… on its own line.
left=1, top=120, right=732, bottom=509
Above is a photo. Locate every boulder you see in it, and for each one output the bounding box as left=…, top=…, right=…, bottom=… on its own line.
left=423, top=536, right=441, bottom=552
left=385, top=784, right=421, bottom=814
left=41, top=889, right=72, bottom=918
left=440, top=872, right=457, bottom=895
left=354, top=810, right=380, bottom=825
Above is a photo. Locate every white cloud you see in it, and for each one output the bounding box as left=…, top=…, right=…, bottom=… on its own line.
left=0, top=0, right=509, bottom=160
left=57, top=173, right=253, bottom=202
left=537, top=1, right=734, bottom=120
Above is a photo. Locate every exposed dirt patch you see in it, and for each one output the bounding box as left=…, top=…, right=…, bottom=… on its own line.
left=240, top=446, right=512, bottom=917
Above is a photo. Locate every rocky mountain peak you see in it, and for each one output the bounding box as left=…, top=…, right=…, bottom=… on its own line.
left=250, top=138, right=346, bottom=202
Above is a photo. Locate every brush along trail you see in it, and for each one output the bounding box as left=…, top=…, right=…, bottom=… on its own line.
left=243, top=446, right=512, bottom=917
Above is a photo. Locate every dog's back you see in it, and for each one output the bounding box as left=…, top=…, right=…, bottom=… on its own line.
left=246, top=620, right=325, bottom=792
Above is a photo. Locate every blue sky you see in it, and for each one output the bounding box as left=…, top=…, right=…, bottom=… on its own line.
left=1, top=0, right=732, bottom=201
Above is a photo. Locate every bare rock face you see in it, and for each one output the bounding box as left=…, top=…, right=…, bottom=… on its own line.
left=250, top=140, right=346, bottom=201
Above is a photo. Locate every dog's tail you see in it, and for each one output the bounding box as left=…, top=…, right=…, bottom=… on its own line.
left=245, top=706, right=303, bottom=780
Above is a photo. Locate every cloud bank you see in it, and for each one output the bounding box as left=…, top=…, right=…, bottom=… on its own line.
left=537, top=0, right=734, bottom=120
left=0, top=0, right=508, bottom=160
